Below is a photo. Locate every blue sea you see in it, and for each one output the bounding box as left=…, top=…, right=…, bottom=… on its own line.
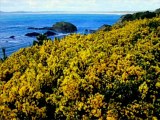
left=0, top=13, right=121, bottom=58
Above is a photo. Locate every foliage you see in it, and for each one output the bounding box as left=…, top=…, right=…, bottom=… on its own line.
left=155, top=8, right=160, bottom=14
left=97, top=24, right=112, bottom=32
left=117, top=8, right=160, bottom=23
left=33, top=34, right=51, bottom=46
left=0, top=48, right=7, bottom=62
left=0, top=17, right=160, bottom=119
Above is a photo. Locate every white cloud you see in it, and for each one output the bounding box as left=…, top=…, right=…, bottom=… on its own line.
left=22, top=0, right=98, bottom=11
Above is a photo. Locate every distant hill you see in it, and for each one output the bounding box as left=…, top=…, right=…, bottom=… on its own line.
left=0, top=10, right=138, bottom=14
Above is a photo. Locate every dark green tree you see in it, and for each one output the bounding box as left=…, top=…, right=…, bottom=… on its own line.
left=0, top=48, right=7, bottom=61
left=33, top=34, right=51, bottom=46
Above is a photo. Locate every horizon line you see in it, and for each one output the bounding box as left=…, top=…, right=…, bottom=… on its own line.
left=0, top=10, right=149, bottom=14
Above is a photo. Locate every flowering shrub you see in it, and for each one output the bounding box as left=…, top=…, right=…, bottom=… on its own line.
left=0, top=17, right=160, bottom=119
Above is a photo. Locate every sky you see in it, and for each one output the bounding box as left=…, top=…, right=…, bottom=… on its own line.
left=0, top=0, right=160, bottom=12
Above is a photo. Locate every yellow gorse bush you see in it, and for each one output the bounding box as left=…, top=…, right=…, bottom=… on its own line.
left=0, top=17, right=160, bottom=119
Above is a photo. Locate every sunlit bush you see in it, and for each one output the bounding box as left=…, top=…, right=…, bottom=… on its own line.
left=0, top=17, right=160, bottom=119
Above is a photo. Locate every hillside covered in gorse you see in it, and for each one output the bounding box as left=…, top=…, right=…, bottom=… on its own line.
left=0, top=16, right=160, bottom=119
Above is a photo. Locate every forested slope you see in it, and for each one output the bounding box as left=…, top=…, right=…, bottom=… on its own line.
left=0, top=17, right=160, bottom=119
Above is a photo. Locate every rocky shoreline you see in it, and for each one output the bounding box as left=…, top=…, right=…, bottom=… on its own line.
left=25, top=22, right=77, bottom=37
left=10, top=8, right=160, bottom=38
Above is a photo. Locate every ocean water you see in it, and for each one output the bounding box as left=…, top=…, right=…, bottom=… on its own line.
left=0, top=13, right=121, bottom=58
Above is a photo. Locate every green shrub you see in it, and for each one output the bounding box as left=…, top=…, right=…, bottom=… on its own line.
left=0, top=17, right=160, bottom=119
